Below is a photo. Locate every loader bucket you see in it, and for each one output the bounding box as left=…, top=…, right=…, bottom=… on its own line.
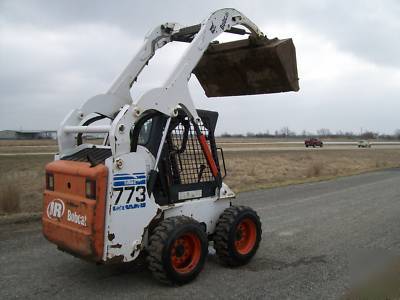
left=193, top=37, right=299, bottom=97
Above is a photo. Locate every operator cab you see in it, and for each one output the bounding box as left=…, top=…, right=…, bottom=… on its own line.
left=131, top=109, right=224, bottom=206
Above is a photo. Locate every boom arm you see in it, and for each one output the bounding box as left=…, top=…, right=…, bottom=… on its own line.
left=58, top=8, right=268, bottom=156
left=107, top=23, right=182, bottom=101
left=57, top=23, right=181, bottom=153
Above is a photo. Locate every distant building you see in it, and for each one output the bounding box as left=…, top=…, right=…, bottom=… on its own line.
left=0, top=130, right=57, bottom=140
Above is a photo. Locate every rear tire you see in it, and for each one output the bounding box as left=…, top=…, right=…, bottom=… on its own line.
left=147, top=216, right=208, bottom=285
left=213, top=206, right=262, bottom=266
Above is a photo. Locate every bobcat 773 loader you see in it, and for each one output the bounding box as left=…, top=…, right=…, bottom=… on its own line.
left=43, top=8, right=299, bottom=285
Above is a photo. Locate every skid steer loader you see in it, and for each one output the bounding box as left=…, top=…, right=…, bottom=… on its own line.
left=43, top=8, right=299, bottom=285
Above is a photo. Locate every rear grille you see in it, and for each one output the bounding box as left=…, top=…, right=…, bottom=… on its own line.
left=62, top=148, right=112, bottom=163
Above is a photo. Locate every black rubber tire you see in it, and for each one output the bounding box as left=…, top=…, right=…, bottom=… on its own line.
left=146, top=216, right=208, bottom=285
left=213, top=206, right=262, bottom=267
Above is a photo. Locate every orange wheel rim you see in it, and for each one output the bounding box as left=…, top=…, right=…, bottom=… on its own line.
left=170, top=232, right=201, bottom=274
left=235, top=218, right=257, bottom=255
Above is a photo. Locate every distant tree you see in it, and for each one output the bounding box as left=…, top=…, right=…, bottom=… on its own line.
left=246, top=132, right=255, bottom=137
left=344, top=131, right=355, bottom=138
left=254, top=131, right=271, bottom=138
left=394, top=129, right=400, bottom=140
left=280, top=127, right=288, bottom=137
left=301, top=130, right=314, bottom=137
left=361, top=131, right=377, bottom=139
left=279, top=126, right=296, bottom=137
left=316, top=128, right=331, bottom=137
left=335, top=130, right=344, bottom=137
left=220, top=132, right=231, bottom=138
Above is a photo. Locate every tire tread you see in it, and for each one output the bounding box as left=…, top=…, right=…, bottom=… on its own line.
left=213, top=205, right=262, bottom=266
left=147, top=216, right=205, bottom=284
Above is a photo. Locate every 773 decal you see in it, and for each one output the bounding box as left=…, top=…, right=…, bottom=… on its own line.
left=112, top=185, right=147, bottom=212
left=113, top=185, right=146, bottom=205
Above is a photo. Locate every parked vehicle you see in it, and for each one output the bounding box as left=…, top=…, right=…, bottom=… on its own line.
left=305, top=138, right=323, bottom=148
left=358, top=140, right=371, bottom=148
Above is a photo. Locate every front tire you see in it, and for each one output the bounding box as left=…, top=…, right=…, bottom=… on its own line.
left=147, top=216, right=208, bottom=285
left=213, top=206, right=262, bottom=266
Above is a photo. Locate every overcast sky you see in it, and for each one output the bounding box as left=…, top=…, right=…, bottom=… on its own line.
left=1, top=0, right=399, bottom=135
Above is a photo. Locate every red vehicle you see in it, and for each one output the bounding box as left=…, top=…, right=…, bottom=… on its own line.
left=305, top=138, right=323, bottom=148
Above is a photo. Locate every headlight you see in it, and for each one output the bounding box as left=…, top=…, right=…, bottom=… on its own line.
left=46, top=173, right=54, bottom=191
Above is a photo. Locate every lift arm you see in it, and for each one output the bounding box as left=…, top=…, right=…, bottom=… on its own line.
left=58, top=8, right=283, bottom=157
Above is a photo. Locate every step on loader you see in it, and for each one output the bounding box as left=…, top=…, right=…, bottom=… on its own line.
left=43, top=8, right=299, bottom=285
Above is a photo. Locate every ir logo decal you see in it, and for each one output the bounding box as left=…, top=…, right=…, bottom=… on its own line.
left=47, top=199, right=65, bottom=219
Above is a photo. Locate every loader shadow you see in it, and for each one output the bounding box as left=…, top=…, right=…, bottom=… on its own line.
left=55, top=255, right=157, bottom=289
left=205, top=248, right=327, bottom=273
left=51, top=250, right=326, bottom=290
left=53, top=250, right=228, bottom=289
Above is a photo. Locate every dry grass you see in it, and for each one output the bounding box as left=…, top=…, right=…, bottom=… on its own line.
left=0, top=177, right=21, bottom=213
left=0, top=139, right=57, bottom=154
left=0, top=139, right=56, bottom=146
left=223, top=149, right=400, bottom=192
left=0, top=155, right=52, bottom=215
left=306, top=161, right=324, bottom=177
left=0, top=139, right=105, bottom=153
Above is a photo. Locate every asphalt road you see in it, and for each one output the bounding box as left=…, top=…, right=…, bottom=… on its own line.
left=1, top=170, right=400, bottom=299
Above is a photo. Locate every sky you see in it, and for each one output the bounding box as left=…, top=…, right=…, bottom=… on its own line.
left=0, top=0, right=399, bottom=135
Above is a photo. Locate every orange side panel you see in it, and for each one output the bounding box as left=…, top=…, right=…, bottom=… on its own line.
left=43, top=160, right=108, bottom=261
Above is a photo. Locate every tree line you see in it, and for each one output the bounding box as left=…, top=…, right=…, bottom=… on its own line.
left=219, top=127, right=400, bottom=140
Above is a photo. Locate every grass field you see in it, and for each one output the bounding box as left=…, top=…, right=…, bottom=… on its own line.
left=1, top=140, right=400, bottom=215
left=223, top=149, right=400, bottom=192
left=0, top=155, right=52, bottom=214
